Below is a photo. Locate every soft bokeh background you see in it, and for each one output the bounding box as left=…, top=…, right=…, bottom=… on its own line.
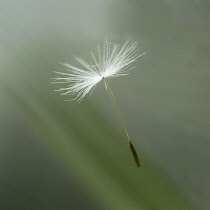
left=0, top=0, right=210, bottom=209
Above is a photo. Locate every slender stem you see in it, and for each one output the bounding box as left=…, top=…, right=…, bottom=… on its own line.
left=103, top=78, right=130, bottom=141
left=103, top=77, right=140, bottom=167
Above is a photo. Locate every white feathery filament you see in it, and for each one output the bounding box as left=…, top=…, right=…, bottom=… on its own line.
left=52, top=39, right=146, bottom=102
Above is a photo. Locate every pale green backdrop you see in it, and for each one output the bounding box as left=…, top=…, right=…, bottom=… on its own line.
left=0, top=0, right=210, bottom=209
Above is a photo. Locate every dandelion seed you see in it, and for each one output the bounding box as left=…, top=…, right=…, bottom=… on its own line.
left=52, top=39, right=146, bottom=167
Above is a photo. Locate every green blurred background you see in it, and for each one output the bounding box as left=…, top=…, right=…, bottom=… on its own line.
left=0, top=0, right=210, bottom=209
